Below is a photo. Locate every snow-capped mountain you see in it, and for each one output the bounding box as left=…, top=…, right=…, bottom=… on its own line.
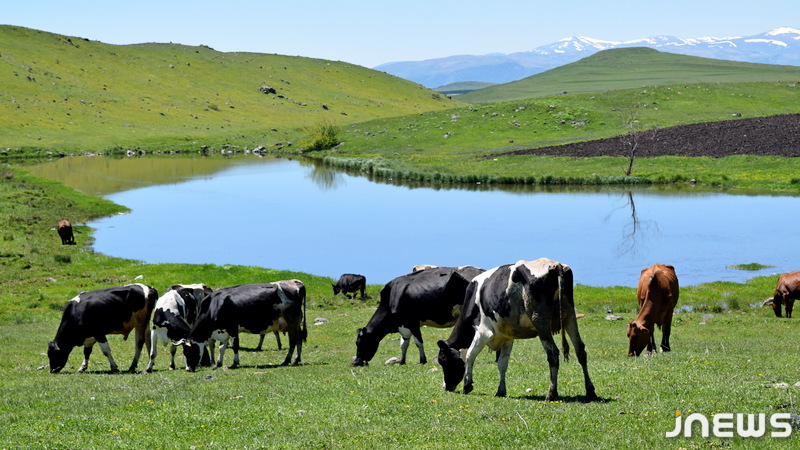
left=375, top=27, right=800, bottom=88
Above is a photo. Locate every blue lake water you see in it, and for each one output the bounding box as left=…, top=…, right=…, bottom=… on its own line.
left=74, top=157, right=798, bottom=288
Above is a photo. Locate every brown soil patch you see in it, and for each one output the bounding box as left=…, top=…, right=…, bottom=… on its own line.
left=494, top=114, right=800, bottom=158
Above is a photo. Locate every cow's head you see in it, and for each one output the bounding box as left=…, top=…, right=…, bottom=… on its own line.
left=763, top=297, right=783, bottom=317
left=351, top=328, right=377, bottom=366
left=436, top=340, right=466, bottom=392
left=47, top=341, right=69, bottom=373
left=627, top=321, right=650, bottom=356
left=176, top=339, right=203, bottom=371
left=332, top=284, right=342, bottom=295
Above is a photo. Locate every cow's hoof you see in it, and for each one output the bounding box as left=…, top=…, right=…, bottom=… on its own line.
left=463, top=384, right=473, bottom=395
left=494, top=391, right=507, bottom=398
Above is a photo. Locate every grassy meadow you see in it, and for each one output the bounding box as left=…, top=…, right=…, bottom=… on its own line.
left=2, top=167, right=799, bottom=448
left=3, top=25, right=800, bottom=448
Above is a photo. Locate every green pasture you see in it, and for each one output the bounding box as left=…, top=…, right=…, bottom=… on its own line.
left=1, top=165, right=799, bottom=448
left=459, top=47, right=800, bottom=103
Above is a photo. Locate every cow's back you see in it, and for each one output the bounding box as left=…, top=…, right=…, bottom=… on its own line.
left=637, top=264, right=679, bottom=324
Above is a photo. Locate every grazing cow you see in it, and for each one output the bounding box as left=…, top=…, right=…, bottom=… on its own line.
left=412, top=264, right=438, bottom=273
left=57, top=219, right=74, bottom=245
left=627, top=263, right=679, bottom=356
left=332, top=273, right=366, bottom=299
left=352, top=265, right=484, bottom=366
left=145, top=284, right=213, bottom=372
left=763, top=271, right=800, bottom=318
left=47, top=283, right=157, bottom=373
left=181, top=280, right=307, bottom=370
left=436, top=259, right=596, bottom=401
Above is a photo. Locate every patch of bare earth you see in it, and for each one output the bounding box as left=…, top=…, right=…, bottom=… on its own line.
left=493, top=114, right=800, bottom=158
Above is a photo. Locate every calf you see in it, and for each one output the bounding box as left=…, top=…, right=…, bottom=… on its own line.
left=181, top=280, right=307, bottom=370
left=145, top=283, right=213, bottom=372
left=763, top=271, right=800, bottom=318
left=57, top=219, right=75, bottom=245
left=627, top=263, right=679, bottom=356
left=436, top=259, right=596, bottom=401
left=352, top=266, right=484, bottom=366
left=47, top=283, right=157, bottom=373
left=332, top=273, right=366, bottom=299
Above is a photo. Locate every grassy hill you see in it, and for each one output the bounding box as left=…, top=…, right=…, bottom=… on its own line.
left=434, top=81, right=496, bottom=95
left=0, top=25, right=456, bottom=154
left=459, top=47, right=800, bottom=103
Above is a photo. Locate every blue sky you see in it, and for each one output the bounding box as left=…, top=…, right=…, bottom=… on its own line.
left=4, top=0, right=798, bottom=68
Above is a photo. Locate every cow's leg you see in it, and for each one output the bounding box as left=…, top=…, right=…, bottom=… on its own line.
left=786, top=299, right=795, bottom=319
left=128, top=323, right=150, bottom=373
left=201, top=340, right=213, bottom=366
left=397, top=326, right=414, bottom=364
left=79, top=342, right=94, bottom=372
left=538, top=330, right=560, bottom=402
left=169, top=343, right=179, bottom=370
left=145, top=329, right=158, bottom=373
left=359, top=286, right=366, bottom=300
left=409, top=327, right=427, bottom=364
left=215, top=339, right=229, bottom=369
left=96, top=339, right=120, bottom=373
left=564, top=317, right=597, bottom=401
left=230, top=336, right=241, bottom=369
left=463, top=332, right=491, bottom=395
left=256, top=334, right=265, bottom=351
left=274, top=331, right=282, bottom=350
left=495, top=341, right=515, bottom=397
left=282, top=325, right=303, bottom=366
left=660, top=313, right=675, bottom=353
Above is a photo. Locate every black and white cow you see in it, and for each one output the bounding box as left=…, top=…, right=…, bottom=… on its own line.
left=436, top=259, right=597, bottom=401
left=145, top=283, right=213, bottom=372
left=352, top=266, right=484, bottom=366
left=332, top=273, right=366, bottom=299
left=47, top=283, right=157, bottom=373
left=181, top=280, right=307, bottom=370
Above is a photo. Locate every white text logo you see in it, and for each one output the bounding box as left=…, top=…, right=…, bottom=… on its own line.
left=666, top=412, right=795, bottom=438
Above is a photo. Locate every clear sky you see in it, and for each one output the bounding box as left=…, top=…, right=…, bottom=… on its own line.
left=4, top=0, right=798, bottom=68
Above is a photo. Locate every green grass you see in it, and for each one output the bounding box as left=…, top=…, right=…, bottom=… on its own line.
left=321, top=81, right=800, bottom=191
left=0, top=25, right=456, bottom=155
left=460, top=47, right=800, bottom=103
left=2, top=165, right=799, bottom=448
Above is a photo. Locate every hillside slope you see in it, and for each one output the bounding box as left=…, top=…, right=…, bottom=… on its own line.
left=459, top=48, right=800, bottom=103
left=0, top=26, right=456, bottom=153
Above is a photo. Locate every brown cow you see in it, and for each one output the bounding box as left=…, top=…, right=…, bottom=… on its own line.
left=627, top=263, right=679, bottom=356
left=763, top=271, right=800, bottom=318
left=57, top=220, right=75, bottom=245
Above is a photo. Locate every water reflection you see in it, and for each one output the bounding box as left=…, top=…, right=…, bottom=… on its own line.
left=22, top=155, right=800, bottom=287
left=609, top=192, right=660, bottom=257
left=305, top=163, right=345, bottom=191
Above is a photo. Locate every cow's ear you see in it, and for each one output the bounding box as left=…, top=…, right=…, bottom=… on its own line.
left=628, top=321, right=636, bottom=329
left=437, top=340, right=449, bottom=351
left=357, top=328, right=364, bottom=337
left=639, top=327, right=649, bottom=335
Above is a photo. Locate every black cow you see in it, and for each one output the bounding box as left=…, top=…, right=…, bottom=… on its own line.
left=437, top=259, right=596, bottom=401
left=180, top=280, right=307, bottom=370
left=332, top=273, right=366, bottom=299
left=47, top=283, right=157, bottom=373
left=145, top=283, right=213, bottom=372
left=352, top=266, right=484, bottom=366
left=57, top=219, right=75, bottom=245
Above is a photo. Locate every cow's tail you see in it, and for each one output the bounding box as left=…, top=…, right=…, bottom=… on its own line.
left=300, top=285, right=308, bottom=342
left=557, top=265, right=574, bottom=361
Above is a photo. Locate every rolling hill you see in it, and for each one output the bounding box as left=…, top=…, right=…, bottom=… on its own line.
left=458, top=47, right=800, bottom=103
left=0, top=25, right=456, bottom=153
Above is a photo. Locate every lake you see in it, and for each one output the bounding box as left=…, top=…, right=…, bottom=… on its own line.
left=28, top=156, right=798, bottom=288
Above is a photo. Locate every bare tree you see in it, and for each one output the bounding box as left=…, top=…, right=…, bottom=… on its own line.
left=617, top=103, right=640, bottom=176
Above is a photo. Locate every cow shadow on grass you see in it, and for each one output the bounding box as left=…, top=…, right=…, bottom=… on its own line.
left=517, top=393, right=613, bottom=404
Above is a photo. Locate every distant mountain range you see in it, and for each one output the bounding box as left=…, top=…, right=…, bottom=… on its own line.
left=375, top=27, right=800, bottom=88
